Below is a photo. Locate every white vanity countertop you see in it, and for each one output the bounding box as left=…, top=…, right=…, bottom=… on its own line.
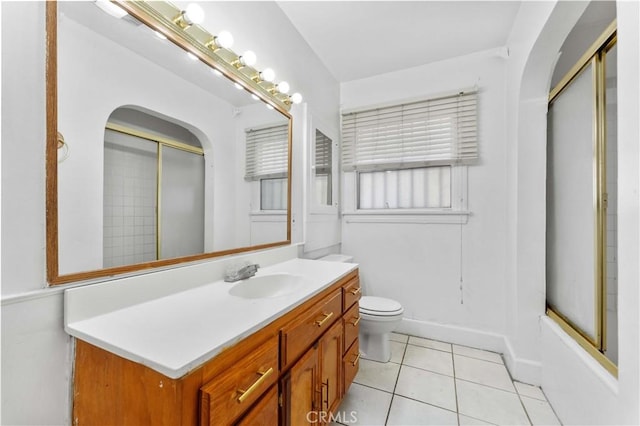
left=64, top=258, right=357, bottom=379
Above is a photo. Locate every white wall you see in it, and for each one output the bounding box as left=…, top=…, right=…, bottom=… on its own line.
left=0, top=2, right=339, bottom=424
left=341, top=50, right=509, bottom=340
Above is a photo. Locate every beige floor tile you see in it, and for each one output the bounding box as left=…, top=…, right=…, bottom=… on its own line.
left=337, top=383, right=392, bottom=426
left=456, top=379, right=530, bottom=425
left=403, top=344, right=454, bottom=376
left=389, top=340, right=407, bottom=364
left=395, top=365, right=457, bottom=411
left=452, top=344, right=503, bottom=364
left=390, top=332, right=409, bottom=343
left=454, top=354, right=515, bottom=392
left=521, top=395, right=562, bottom=425
left=409, top=336, right=452, bottom=352
left=354, top=358, right=401, bottom=393
left=514, top=381, right=547, bottom=401
left=458, top=414, right=496, bottom=425
left=387, top=395, right=458, bottom=425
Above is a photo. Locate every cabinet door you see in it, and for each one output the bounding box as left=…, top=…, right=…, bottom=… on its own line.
left=235, top=385, right=278, bottom=426
left=282, top=346, right=319, bottom=426
left=319, top=320, right=343, bottom=416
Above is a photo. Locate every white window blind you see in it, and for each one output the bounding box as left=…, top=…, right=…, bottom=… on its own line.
left=245, top=124, right=289, bottom=181
left=342, top=91, right=478, bottom=172
left=315, top=129, right=332, bottom=175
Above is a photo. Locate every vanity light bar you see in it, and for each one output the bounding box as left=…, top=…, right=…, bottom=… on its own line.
left=113, top=1, right=301, bottom=111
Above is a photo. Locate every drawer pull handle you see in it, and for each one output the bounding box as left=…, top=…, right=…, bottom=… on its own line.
left=350, top=316, right=361, bottom=326
left=236, top=367, right=274, bottom=403
left=349, top=287, right=362, bottom=295
left=315, top=312, right=334, bottom=327
left=351, top=353, right=361, bottom=366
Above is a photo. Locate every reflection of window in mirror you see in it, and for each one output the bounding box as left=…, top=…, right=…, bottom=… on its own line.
left=245, top=124, right=289, bottom=212
left=260, top=178, right=287, bottom=210
left=314, top=129, right=333, bottom=206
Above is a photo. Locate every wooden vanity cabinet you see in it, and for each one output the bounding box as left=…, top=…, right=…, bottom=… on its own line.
left=281, top=319, right=344, bottom=426
left=72, top=269, right=360, bottom=426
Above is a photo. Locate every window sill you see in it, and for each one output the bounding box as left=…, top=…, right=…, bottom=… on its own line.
left=250, top=211, right=287, bottom=222
left=342, top=210, right=470, bottom=224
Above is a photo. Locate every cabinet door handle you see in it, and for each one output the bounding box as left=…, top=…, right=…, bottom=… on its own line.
left=322, top=380, right=329, bottom=410
left=349, top=287, right=361, bottom=295
left=315, top=312, right=334, bottom=327
left=351, top=353, right=361, bottom=366
left=236, top=367, right=274, bottom=403
left=350, top=316, right=361, bottom=326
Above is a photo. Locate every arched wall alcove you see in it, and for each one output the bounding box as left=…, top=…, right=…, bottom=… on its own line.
left=508, top=1, right=640, bottom=424
left=504, top=1, right=589, bottom=385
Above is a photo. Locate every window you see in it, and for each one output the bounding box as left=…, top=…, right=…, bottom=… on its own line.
left=245, top=124, right=289, bottom=211
left=358, top=166, right=451, bottom=209
left=342, top=91, right=477, bottom=212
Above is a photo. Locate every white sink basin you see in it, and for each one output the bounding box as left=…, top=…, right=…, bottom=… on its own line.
left=228, top=273, right=304, bottom=299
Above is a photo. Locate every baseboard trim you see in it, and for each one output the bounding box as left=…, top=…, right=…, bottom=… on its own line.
left=397, top=318, right=541, bottom=385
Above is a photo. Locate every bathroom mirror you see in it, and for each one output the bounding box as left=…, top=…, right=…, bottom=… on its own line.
left=46, top=1, right=292, bottom=284
left=313, top=129, right=333, bottom=207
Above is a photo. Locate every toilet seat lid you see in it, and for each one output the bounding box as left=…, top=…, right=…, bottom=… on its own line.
left=360, top=296, right=403, bottom=315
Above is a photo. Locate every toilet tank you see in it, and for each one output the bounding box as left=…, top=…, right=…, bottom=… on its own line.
left=317, top=254, right=354, bottom=263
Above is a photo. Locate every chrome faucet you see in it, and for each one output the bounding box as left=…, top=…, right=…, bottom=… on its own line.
left=224, top=262, right=260, bottom=282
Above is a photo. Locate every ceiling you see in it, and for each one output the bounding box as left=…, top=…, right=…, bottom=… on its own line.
left=277, top=1, right=522, bottom=83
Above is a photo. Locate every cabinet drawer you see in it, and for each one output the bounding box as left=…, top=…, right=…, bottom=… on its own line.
left=342, top=302, right=360, bottom=354
left=235, top=384, right=278, bottom=426
left=281, top=289, right=342, bottom=369
left=343, top=302, right=360, bottom=354
left=343, top=339, right=360, bottom=394
left=343, top=277, right=361, bottom=311
left=200, top=336, right=278, bottom=425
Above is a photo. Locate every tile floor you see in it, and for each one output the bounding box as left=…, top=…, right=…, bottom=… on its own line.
left=332, top=333, right=561, bottom=426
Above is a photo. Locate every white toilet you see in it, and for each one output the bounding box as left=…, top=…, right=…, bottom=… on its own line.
left=358, top=296, right=404, bottom=362
left=317, top=254, right=404, bottom=363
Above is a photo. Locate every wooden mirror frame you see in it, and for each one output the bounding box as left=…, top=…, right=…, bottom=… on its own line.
left=46, top=1, right=292, bottom=285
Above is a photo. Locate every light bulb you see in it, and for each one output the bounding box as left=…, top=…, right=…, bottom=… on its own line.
left=234, top=82, right=243, bottom=90
left=154, top=31, right=167, bottom=40
left=216, top=31, right=234, bottom=49
left=212, top=68, right=223, bottom=77
left=277, top=81, right=290, bottom=94
left=184, top=3, right=205, bottom=25
left=291, top=93, right=303, bottom=104
left=266, top=104, right=274, bottom=110
left=240, top=51, right=257, bottom=67
left=95, top=0, right=128, bottom=19
left=261, top=68, right=275, bottom=83
left=187, top=52, right=198, bottom=61
left=251, top=94, right=260, bottom=101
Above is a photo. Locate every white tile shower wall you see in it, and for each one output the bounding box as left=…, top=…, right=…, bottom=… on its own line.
left=103, top=134, right=157, bottom=268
